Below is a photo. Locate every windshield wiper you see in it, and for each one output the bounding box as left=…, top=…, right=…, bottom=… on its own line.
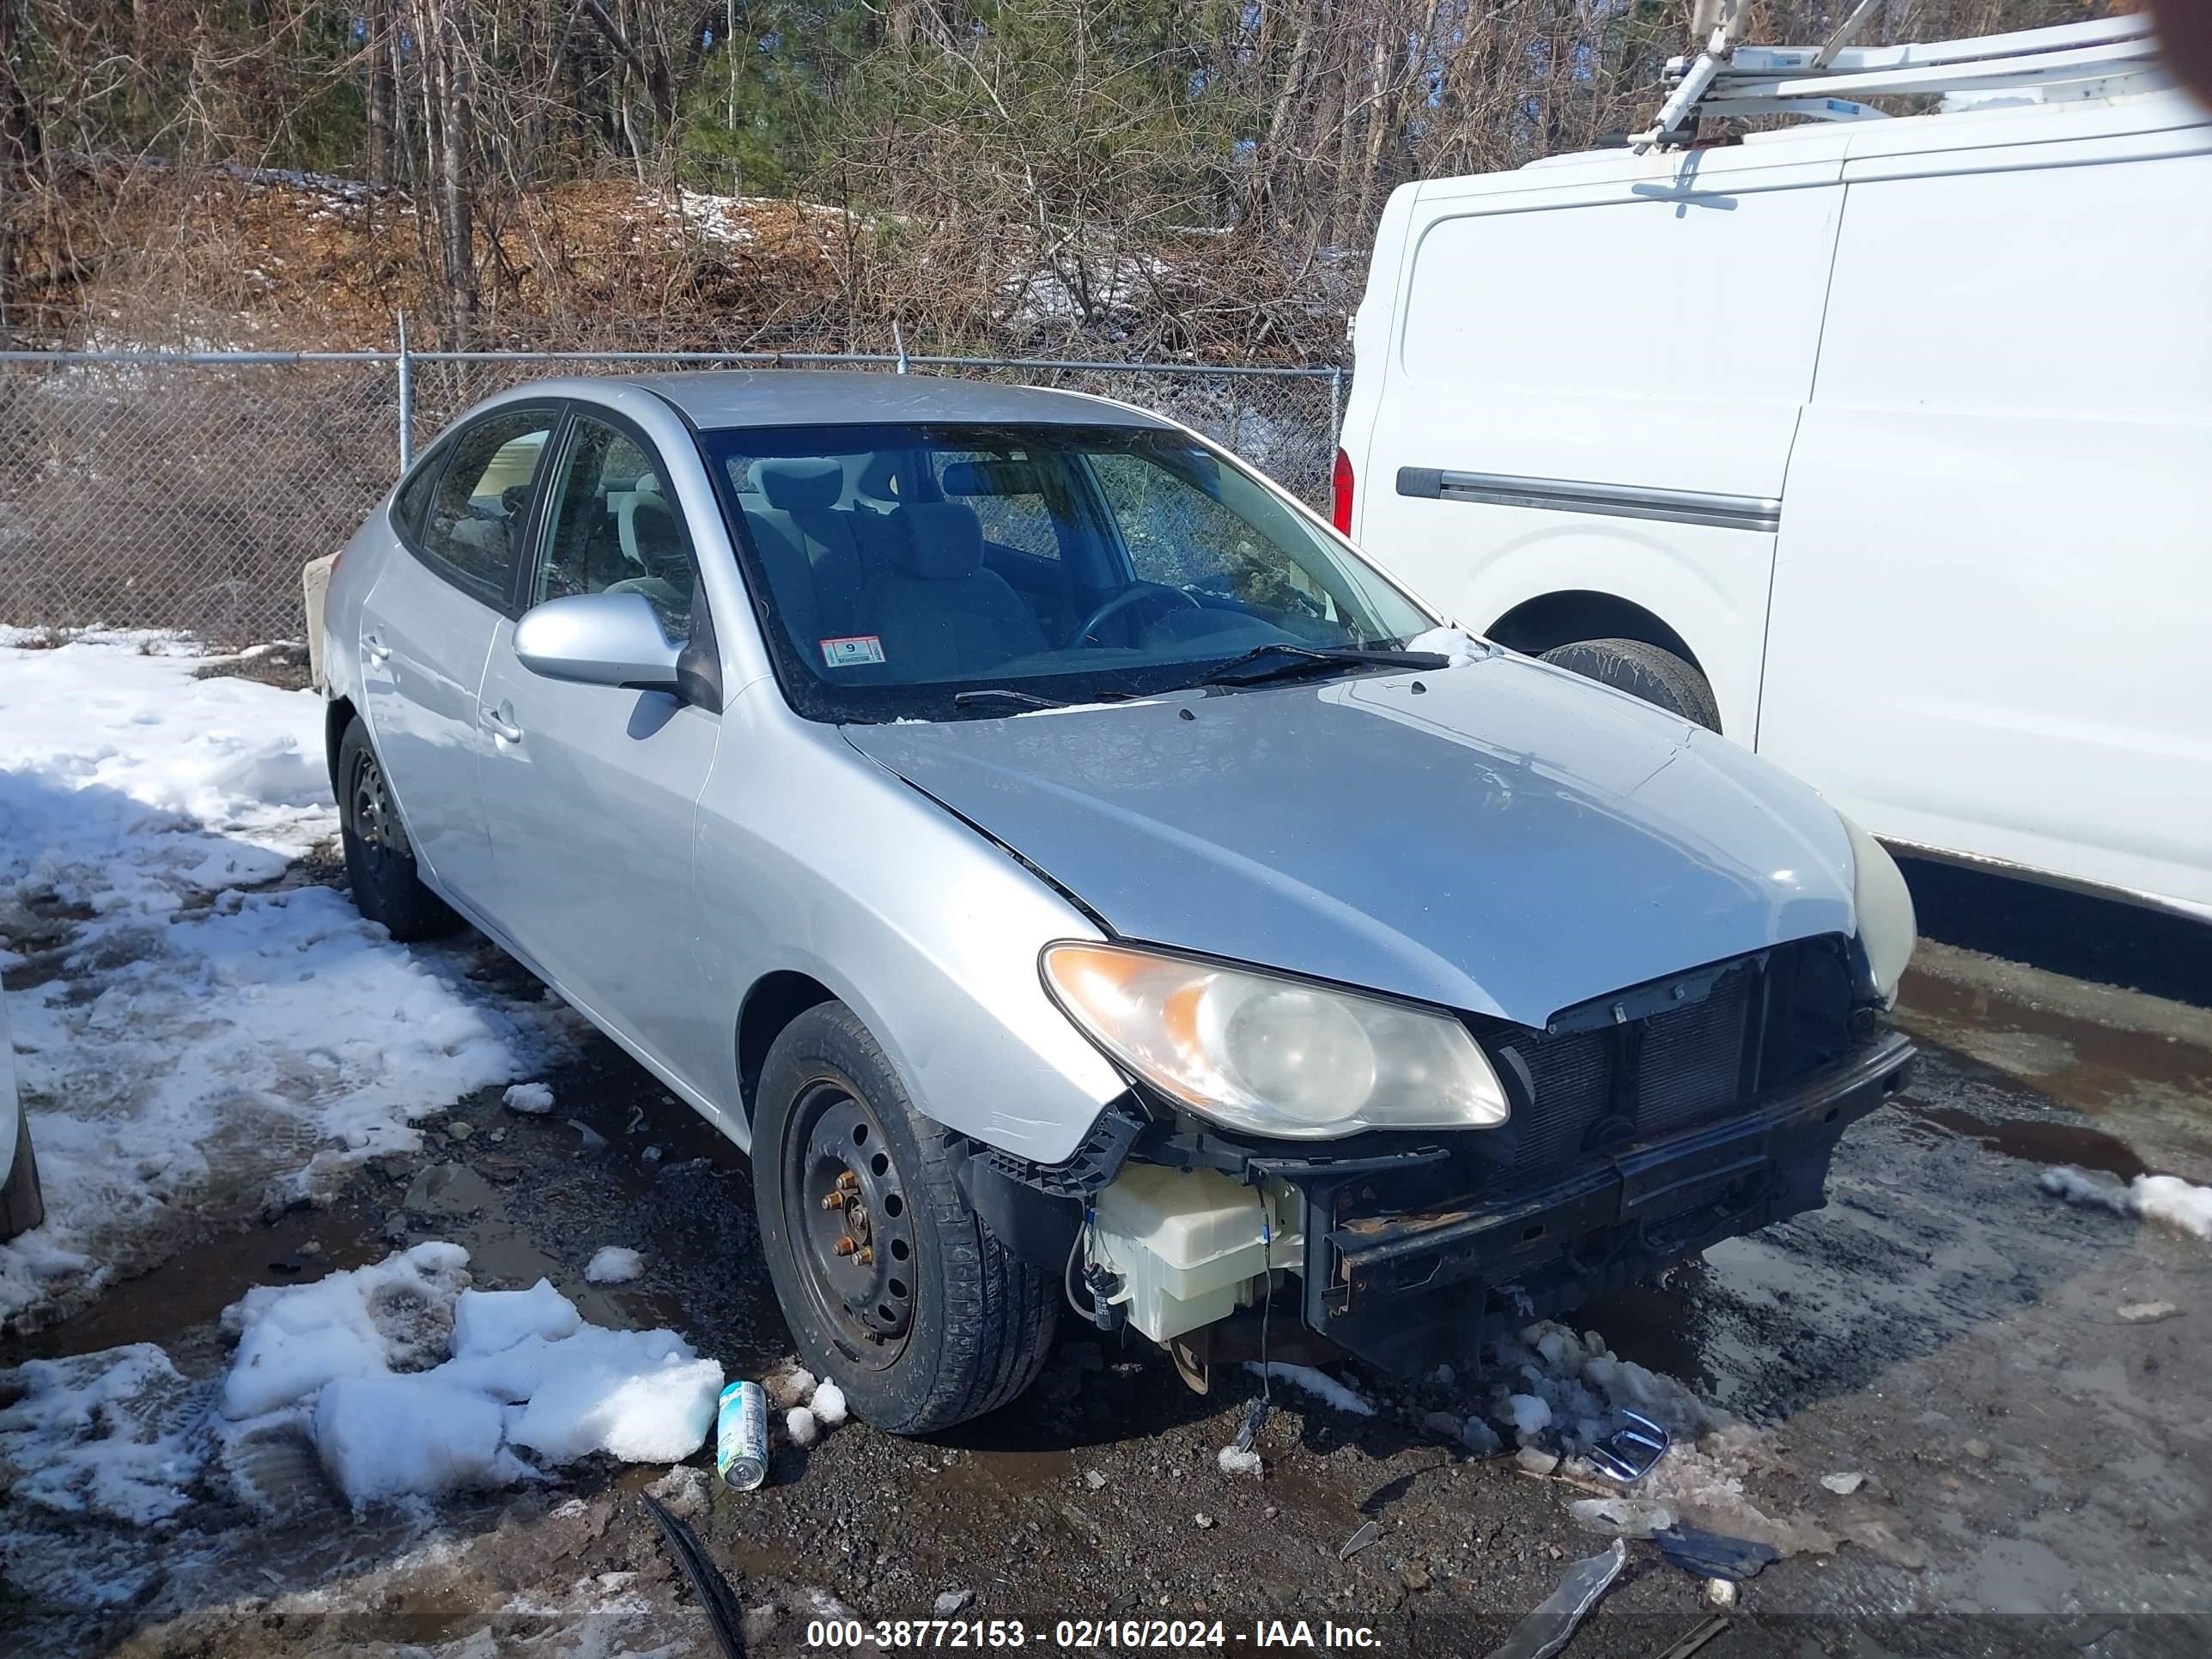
left=951, top=688, right=1072, bottom=710
left=1189, top=642, right=1451, bottom=688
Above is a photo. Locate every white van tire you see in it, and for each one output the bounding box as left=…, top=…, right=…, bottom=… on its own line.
left=1540, top=638, right=1721, bottom=732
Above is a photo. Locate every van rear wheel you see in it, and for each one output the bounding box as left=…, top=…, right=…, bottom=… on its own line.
left=1540, top=638, right=1721, bottom=732
left=753, top=1001, right=1057, bottom=1434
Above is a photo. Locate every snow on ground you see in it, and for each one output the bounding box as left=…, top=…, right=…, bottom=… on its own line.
left=0, top=1343, right=208, bottom=1526
left=1000, top=249, right=1169, bottom=327
left=3, top=1243, right=720, bottom=1523
left=0, top=634, right=571, bottom=1327
left=504, top=1080, right=557, bottom=1115
left=1482, top=1319, right=1869, bottom=1559
left=1245, top=1361, right=1376, bottom=1417
left=2042, top=1164, right=2212, bottom=1239
left=584, top=1245, right=645, bottom=1285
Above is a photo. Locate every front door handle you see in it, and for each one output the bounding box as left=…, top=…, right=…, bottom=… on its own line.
left=480, top=705, right=524, bottom=744
left=363, top=633, right=392, bottom=664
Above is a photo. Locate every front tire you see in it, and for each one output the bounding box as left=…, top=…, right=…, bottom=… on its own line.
left=1, top=1109, right=44, bottom=1241
left=753, top=1002, right=1058, bottom=1434
left=1540, top=637, right=1722, bottom=732
left=337, top=717, right=456, bottom=941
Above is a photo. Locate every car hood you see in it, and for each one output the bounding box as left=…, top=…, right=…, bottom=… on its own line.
left=841, top=655, right=1858, bottom=1024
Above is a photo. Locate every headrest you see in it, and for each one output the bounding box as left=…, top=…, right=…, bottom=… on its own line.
left=854, top=452, right=902, bottom=503
left=940, top=458, right=1045, bottom=498
left=757, top=459, right=843, bottom=513
left=892, top=501, right=985, bottom=580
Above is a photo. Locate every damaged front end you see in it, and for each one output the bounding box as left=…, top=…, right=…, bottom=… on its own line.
left=965, top=933, right=1915, bottom=1389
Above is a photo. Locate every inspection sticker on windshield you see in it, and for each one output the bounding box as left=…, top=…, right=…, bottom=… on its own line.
left=819, top=635, right=886, bottom=668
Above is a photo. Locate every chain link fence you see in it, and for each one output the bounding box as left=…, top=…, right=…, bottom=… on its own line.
left=0, top=348, right=1343, bottom=646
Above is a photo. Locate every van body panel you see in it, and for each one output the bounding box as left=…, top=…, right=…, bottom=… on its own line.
left=1761, top=142, right=2212, bottom=908
left=1350, top=155, right=1843, bottom=740
left=1343, top=84, right=2212, bottom=916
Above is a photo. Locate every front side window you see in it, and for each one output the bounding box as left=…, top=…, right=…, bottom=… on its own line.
left=698, top=422, right=1431, bottom=722
left=534, top=416, right=695, bottom=639
left=418, top=410, right=556, bottom=605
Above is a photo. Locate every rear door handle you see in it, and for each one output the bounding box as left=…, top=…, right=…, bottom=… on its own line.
left=363, top=633, right=392, bottom=664
left=480, top=705, right=524, bottom=744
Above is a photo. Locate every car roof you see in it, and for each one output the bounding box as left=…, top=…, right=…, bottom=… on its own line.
left=620, top=369, right=1175, bottom=433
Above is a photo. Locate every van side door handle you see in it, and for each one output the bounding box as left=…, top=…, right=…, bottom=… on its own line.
left=479, top=705, right=524, bottom=744
left=363, top=633, right=392, bottom=664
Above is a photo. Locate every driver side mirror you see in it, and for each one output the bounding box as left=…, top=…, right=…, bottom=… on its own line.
left=513, top=592, right=683, bottom=694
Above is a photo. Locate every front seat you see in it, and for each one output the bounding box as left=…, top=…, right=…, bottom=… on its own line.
left=606, top=495, right=694, bottom=623
left=860, top=502, right=1048, bottom=679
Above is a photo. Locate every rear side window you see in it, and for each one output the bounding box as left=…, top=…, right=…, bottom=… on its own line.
left=416, top=410, right=556, bottom=605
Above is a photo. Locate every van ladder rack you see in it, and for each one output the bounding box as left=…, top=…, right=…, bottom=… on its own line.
left=1631, top=7, right=2165, bottom=152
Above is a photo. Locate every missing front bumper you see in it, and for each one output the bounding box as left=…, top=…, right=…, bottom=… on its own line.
left=1280, top=1030, right=1917, bottom=1376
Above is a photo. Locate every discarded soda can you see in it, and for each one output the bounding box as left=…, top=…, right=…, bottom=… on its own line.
left=716, top=1379, right=769, bottom=1490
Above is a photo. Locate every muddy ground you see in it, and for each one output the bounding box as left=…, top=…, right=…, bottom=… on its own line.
left=4, top=853, right=2210, bottom=1658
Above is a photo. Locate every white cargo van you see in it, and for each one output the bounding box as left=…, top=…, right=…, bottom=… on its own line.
left=1338, top=15, right=2210, bottom=922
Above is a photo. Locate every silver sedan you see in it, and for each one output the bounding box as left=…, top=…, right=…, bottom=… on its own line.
left=316, top=372, right=1917, bottom=1431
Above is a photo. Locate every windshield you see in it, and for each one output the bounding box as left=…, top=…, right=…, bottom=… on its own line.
left=696, top=421, right=1435, bottom=721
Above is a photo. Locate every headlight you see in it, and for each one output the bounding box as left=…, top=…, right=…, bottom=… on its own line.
left=1843, top=816, right=1917, bottom=1006
left=1040, top=942, right=1510, bottom=1139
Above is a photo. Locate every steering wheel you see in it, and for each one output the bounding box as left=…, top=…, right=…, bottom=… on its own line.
left=501, top=483, right=532, bottom=517
left=1071, top=580, right=1201, bottom=647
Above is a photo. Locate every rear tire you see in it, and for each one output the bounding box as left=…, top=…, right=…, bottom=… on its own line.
left=1, top=1109, right=44, bottom=1241
left=1540, top=637, right=1721, bottom=732
left=337, top=717, right=457, bottom=941
left=753, top=1002, right=1058, bottom=1434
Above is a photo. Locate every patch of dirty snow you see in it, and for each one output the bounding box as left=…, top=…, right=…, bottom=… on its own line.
left=647, top=1462, right=710, bottom=1518
left=785, top=1405, right=820, bottom=1448
left=3, top=1243, right=723, bottom=1536
left=453, top=1279, right=585, bottom=1356
left=1403, top=625, right=1489, bottom=665
left=641, top=187, right=853, bottom=252
left=1481, top=1321, right=1719, bottom=1453
left=1216, top=1443, right=1263, bottom=1479
left=584, top=1245, right=646, bottom=1285
left=0, top=1343, right=208, bottom=1525
left=2133, top=1174, right=2212, bottom=1240
left=314, top=1371, right=522, bottom=1504
left=504, top=1081, right=557, bottom=1115
left=1000, top=250, right=1169, bottom=327
left=1244, top=1361, right=1376, bottom=1417
left=220, top=1240, right=471, bottom=1419
left=1480, top=1319, right=1899, bottom=1565
left=764, top=1361, right=817, bottom=1410
left=1503, top=1392, right=1553, bottom=1442
left=214, top=1243, right=721, bottom=1507
left=0, top=635, right=574, bottom=1327
left=2042, top=1164, right=2212, bottom=1239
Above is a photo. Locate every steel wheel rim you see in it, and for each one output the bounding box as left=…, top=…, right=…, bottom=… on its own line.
left=782, top=1079, right=916, bottom=1370
left=349, top=750, right=402, bottom=869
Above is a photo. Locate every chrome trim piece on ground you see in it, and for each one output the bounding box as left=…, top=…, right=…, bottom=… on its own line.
left=1395, top=466, right=1783, bottom=533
